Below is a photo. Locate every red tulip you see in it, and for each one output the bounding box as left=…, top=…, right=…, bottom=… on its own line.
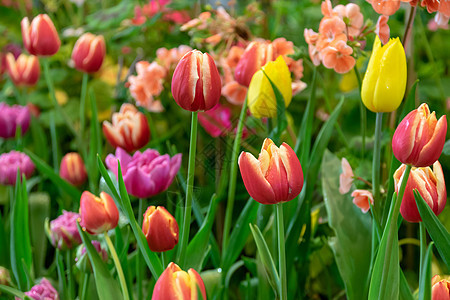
left=432, top=275, right=450, bottom=300
left=59, top=153, right=87, bottom=186
left=392, top=103, right=447, bottom=167
left=142, top=206, right=179, bottom=252
left=72, top=33, right=106, bottom=73
left=171, top=49, right=221, bottom=112
left=238, top=138, right=303, bottom=204
left=102, top=103, right=150, bottom=152
left=152, top=262, right=207, bottom=300
left=5, top=53, right=40, bottom=86
left=21, top=14, right=60, bottom=56
left=79, top=191, right=119, bottom=234
left=394, top=161, right=446, bottom=223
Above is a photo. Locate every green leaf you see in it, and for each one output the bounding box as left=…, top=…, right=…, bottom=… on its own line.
left=249, top=224, right=280, bottom=296
left=88, top=89, right=101, bottom=192
left=418, top=242, right=433, bottom=300
left=400, top=270, right=415, bottom=300
left=23, top=149, right=82, bottom=201
left=186, top=194, right=219, bottom=270
left=321, top=151, right=372, bottom=300
left=10, top=174, right=33, bottom=290
left=0, top=284, right=26, bottom=298
left=29, top=193, right=50, bottom=277
left=222, top=199, right=260, bottom=271
left=399, top=80, right=419, bottom=121
left=77, top=223, right=124, bottom=300
left=442, top=140, right=450, bottom=156
left=414, top=191, right=450, bottom=268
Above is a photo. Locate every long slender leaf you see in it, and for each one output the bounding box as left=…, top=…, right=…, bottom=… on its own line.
left=77, top=223, right=124, bottom=300
left=400, top=269, right=415, bottom=300
left=414, top=191, right=450, bottom=268
left=88, top=89, right=101, bottom=192
left=418, top=242, right=433, bottom=300
left=0, top=284, right=26, bottom=298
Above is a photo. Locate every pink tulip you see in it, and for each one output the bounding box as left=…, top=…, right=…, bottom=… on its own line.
left=431, top=275, right=450, bottom=300
left=50, top=211, right=82, bottom=250
left=198, top=103, right=232, bottom=137
left=0, top=103, right=31, bottom=139
left=0, top=151, right=35, bottom=186
left=351, top=189, right=374, bottom=213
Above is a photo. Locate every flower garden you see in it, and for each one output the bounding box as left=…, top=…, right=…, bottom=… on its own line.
left=0, top=0, right=449, bottom=299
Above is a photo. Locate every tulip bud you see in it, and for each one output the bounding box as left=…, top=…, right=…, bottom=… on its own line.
left=431, top=275, right=450, bottom=300
left=171, top=49, right=221, bottom=112
left=142, top=206, right=179, bottom=252
left=79, top=191, right=119, bottom=234
left=247, top=56, right=292, bottom=118
left=72, top=33, right=106, bottom=73
left=361, top=36, right=406, bottom=112
left=75, top=240, right=108, bottom=273
left=152, top=262, right=207, bottom=300
left=0, top=103, right=31, bottom=139
left=5, top=53, right=40, bottom=86
left=235, top=41, right=275, bottom=87
left=238, top=138, right=303, bottom=205
left=393, top=103, right=447, bottom=167
left=394, top=161, right=446, bottom=223
left=21, top=14, right=61, bottom=56
left=102, top=103, right=150, bottom=152
left=49, top=210, right=82, bottom=250
left=59, top=153, right=88, bottom=186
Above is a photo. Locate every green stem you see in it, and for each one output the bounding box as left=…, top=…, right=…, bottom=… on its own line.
left=55, top=250, right=68, bottom=300
left=419, top=222, right=426, bottom=273
left=161, top=252, right=166, bottom=269
left=402, top=5, right=417, bottom=49
left=222, top=97, right=248, bottom=251
left=104, top=233, right=130, bottom=300
left=80, top=273, right=89, bottom=300
left=354, top=66, right=366, bottom=159
left=79, top=73, right=89, bottom=159
left=276, top=203, right=287, bottom=300
left=49, top=112, right=59, bottom=173
left=372, top=113, right=383, bottom=216
left=137, top=198, right=144, bottom=300
left=393, top=165, right=412, bottom=222
left=177, top=111, right=198, bottom=267
left=66, top=250, right=74, bottom=299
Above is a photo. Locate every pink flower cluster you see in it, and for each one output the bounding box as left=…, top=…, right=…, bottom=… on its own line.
left=131, top=0, right=190, bottom=26
left=304, top=0, right=364, bottom=74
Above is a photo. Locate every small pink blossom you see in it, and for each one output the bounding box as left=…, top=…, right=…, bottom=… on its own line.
left=333, top=3, right=364, bottom=37
left=321, top=40, right=355, bottom=74
left=375, top=15, right=390, bottom=44
left=339, top=158, right=354, bottom=194
left=351, top=189, right=374, bottom=213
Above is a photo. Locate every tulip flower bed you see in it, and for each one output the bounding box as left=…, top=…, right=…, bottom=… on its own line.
left=1, top=1, right=450, bottom=299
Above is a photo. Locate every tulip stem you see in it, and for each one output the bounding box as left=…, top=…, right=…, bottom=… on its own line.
left=65, top=249, right=74, bottom=299
left=372, top=112, right=383, bottom=217
left=393, top=165, right=412, bottom=222
left=104, top=233, right=130, bottom=300
left=79, top=72, right=89, bottom=160
left=276, top=203, right=287, bottom=300
left=222, top=96, right=248, bottom=251
left=80, top=273, right=89, bottom=300
left=419, top=222, right=427, bottom=275
left=354, top=66, right=366, bottom=159
left=177, top=111, right=198, bottom=267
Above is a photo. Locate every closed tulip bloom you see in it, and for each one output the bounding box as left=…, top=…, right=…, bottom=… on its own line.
left=0, top=103, right=31, bottom=139
left=392, top=103, right=447, bottom=167
left=49, top=210, right=82, bottom=250
left=0, top=151, right=35, bottom=186
left=235, top=41, right=275, bottom=87
left=152, top=262, right=207, bottom=300
left=238, top=138, right=303, bottom=205
left=361, top=36, right=406, bottom=113
left=431, top=275, right=450, bottom=300
left=79, top=191, right=119, bottom=234
left=142, top=206, right=179, bottom=252
left=72, top=33, right=106, bottom=73
left=171, top=49, right=221, bottom=112
left=394, top=161, right=446, bottom=223
left=103, top=103, right=150, bottom=152
left=60, top=153, right=87, bottom=186
left=21, top=14, right=60, bottom=56
left=5, top=53, right=40, bottom=86
left=247, top=56, right=292, bottom=118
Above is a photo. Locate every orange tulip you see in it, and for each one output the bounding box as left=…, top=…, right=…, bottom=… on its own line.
left=79, top=191, right=119, bottom=234
left=59, top=153, right=87, bottom=186
left=5, top=53, right=40, bottom=86
left=431, top=275, right=450, bottom=300
left=72, top=33, right=106, bottom=73
left=142, top=206, right=179, bottom=252
left=21, top=14, right=60, bottom=56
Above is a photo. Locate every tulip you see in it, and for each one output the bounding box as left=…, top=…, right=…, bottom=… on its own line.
left=79, top=191, right=119, bottom=234
left=392, top=103, right=447, bottom=167
left=21, top=14, right=61, bottom=56
left=361, top=36, right=407, bottom=113
left=24, top=278, right=59, bottom=300
left=152, top=262, right=207, bottom=300
left=106, top=147, right=182, bottom=198
left=102, top=103, right=150, bottom=152
left=5, top=53, right=40, bottom=86
left=72, top=33, right=106, bottom=73
left=0, top=103, right=31, bottom=139
left=198, top=103, right=232, bottom=137
left=238, top=138, right=303, bottom=204
left=247, top=56, right=292, bottom=118
left=75, top=240, right=108, bottom=273
left=142, top=206, right=179, bottom=252
left=171, top=49, right=221, bottom=111
left=431, top=275, right=450, bottom=300
left=351, top=189, right=374, bottom=213
left=59, top=153, right=87, bottom=186
left=394, top=161, right=446, bottom=223
left=0, top=151, right=35, bottom=186
left=49, top=210, right=82, bottom=250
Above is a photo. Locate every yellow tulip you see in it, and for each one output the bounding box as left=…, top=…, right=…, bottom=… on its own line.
left=361, top=36, right=407, bottom=113
left=247, top=56, right=292, bottom=118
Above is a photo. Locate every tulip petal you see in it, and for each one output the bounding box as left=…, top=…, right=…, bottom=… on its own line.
left=265, top=145, right=290, bottom=203
left=279, top=143, right=303, bottom=201
left=416, top=115, right=447, bottom=167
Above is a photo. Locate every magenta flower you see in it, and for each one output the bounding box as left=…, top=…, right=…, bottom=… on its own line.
left=0, top=103, right=31, bottom=139
left=75, top=240, right=108, bottom=273
left=105, top=147, right=182, bottom=198
left=49, top=211, right=82, bottom=250
left=23, top=278, right=59, bottom=300
left=0, top=151, right=35, bottom=186
left=198, top=103, right=232, bottom=137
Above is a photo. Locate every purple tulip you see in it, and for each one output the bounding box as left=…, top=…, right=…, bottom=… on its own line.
left=105, top=147, right=182, bottom=198
left=0, top=151, right=35, bottom=186
left=49, top=211, right=82, bottom=250
left=0, top=103, right=31, bottom=139
left=23, top=278, right=59, bottom=300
